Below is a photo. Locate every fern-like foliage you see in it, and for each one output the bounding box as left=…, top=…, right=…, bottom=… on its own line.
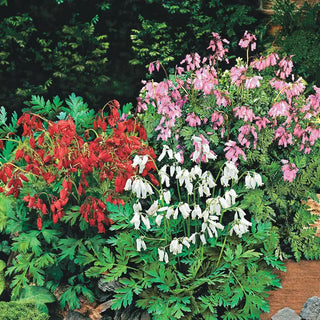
left=83, top=202, right=283, bottom=320
left=23, top=93, right=95, bottom=134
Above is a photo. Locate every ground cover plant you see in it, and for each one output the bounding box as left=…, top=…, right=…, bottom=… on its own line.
left=0, top=96, right=157, bottom=312
left=95, top=149, right=284, bottom=319
left=0, top=301, right=49, bottom=320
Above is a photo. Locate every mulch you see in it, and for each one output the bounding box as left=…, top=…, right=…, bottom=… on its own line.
left=260, top=260, right=320, bottom=319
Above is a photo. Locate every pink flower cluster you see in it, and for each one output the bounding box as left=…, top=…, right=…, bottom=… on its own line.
left=210, top=111, right=224, bottom=130
left=233, top=106, right=256, bottom=122
left=245, top=76, right=262, bottom=89
left=230, top=66, right=247, bottom=87
left=251, top=53, right=279, bottom=72
left=238, top=125, right=258, bottom=149
left=193, top=66, right=218, bottom=94
left=238, top=31, right=257, bottom=51
left=186, top=112, right=201, bottom=127
left=180, top=53, right=202, bottom=71
left=191, top=135, right=217, bottom=164
left=207, top=32, right=230, bottom=63
left=276, top=56, right=294, bottom=79
left=268, top=101, right=290, bottom=118
left=137, top=79, right=186, bottom=141
left=224, top=140, right=246, bottom=163
left=281, top=160, right=299, bottom=182
left=148, top=60, right=160, bottom=74
left=138, top=31, right=320, bottom=183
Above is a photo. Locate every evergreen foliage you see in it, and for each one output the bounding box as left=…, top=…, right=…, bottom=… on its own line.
left=0, top=1, right=264, bottom=113
left=0, top=0, right=110, bottom=112
left=271, top=0, right=320, bottom=86
left=131, top=0, right=264, bottom=68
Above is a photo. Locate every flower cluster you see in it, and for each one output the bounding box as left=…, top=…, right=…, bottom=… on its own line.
left=137, top=31, right=320, bottom=183
left=125, top=144, right=263, bottom=263
left=0, top=101, right=156, bottom=232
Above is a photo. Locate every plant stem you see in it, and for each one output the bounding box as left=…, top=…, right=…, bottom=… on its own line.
left=215, top=228, right=228, bottom=269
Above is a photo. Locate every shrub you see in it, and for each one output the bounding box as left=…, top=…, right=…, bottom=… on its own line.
left=130, top=0, right=265, bottom=69
left=271, top=0, right=320, bottom=86
left=0, top=1, right=266, bottom=111
left=0, top=0, right=110, bottom=112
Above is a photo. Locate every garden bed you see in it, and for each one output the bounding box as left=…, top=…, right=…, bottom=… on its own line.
left=1, top=30, right=320, bottom=320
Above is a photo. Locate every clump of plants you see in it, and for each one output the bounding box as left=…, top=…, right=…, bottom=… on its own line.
left=137, top=31, right=320, bottom=260
left=0, top=95, right=157, bottom=311
left=91, top=147, right=283, bottom=319
left=0, top=301, right=49, bottom=320
left=0, top=30, right=319, bottom=320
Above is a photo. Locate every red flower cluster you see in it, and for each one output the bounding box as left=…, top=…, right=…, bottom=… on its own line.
left=80, top=196, right=113, bottom=233
left=0, top=163, right=28, bottom=197
left=0, top=101, right=157, bottom=232
left=23, top=194, right=47, bottom=230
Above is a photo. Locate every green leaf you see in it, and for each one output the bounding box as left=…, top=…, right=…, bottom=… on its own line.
left=58, top=237, right=82, bottom=261
left=61, top=206, right=81, bottom=226
left=0, top=106, right=7, bottom=125
left=85, top=246, right=115, bottom=278
left=111, top=287, right=134, bottom=310
left=240, top=250, right=262, bottom=259
left=35, top=253, right=55, bottom=269
left=74, top=251, right=96, bottom=266
left=1, top=140, right=17, bottom=162
left=59, top=284, right=94, bottom=310
left=0, top=259, right=5, bottom=296
left=122, top=103, right=133, bottom=115
left=59, top=286, right=80, bottom=310
left=57, top=112, right=67, bottom=120
left=63, top=93, right=95, bottom=132
left=17, top=285, right=56, bottom=314
left=41, top=228, right=61, bottom=244
left=12, top=231, right=42, bottom=256
left=0, top=193, right=12, bottom=231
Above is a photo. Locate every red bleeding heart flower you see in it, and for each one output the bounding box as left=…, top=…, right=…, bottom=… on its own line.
left=0, top=100, right=157, bottom=233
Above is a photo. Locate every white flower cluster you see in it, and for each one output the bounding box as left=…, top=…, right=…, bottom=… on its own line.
left=125, top=155, right=154, bottom=199
left=126, top=147, right=263, bottom=263
left=220, top=161, right=238, bottom=187
left=244, top=172, right=264, bottom=189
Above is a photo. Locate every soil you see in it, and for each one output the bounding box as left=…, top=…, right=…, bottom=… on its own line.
left=260, top=260, right=320, bottom=319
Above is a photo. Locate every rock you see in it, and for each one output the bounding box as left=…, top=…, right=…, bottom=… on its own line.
left=65, top=310, right=91, bottom=320
left=114, top=308, right=151, bottom=320
left=300, top=296, right=320, bottom=320
left=271, top=307, right=301, bottom=320
left=98, top=278, right=122, bottom=292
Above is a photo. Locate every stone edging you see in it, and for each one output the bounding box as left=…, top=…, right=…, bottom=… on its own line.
left=271, top=296, right=320, bottom=320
